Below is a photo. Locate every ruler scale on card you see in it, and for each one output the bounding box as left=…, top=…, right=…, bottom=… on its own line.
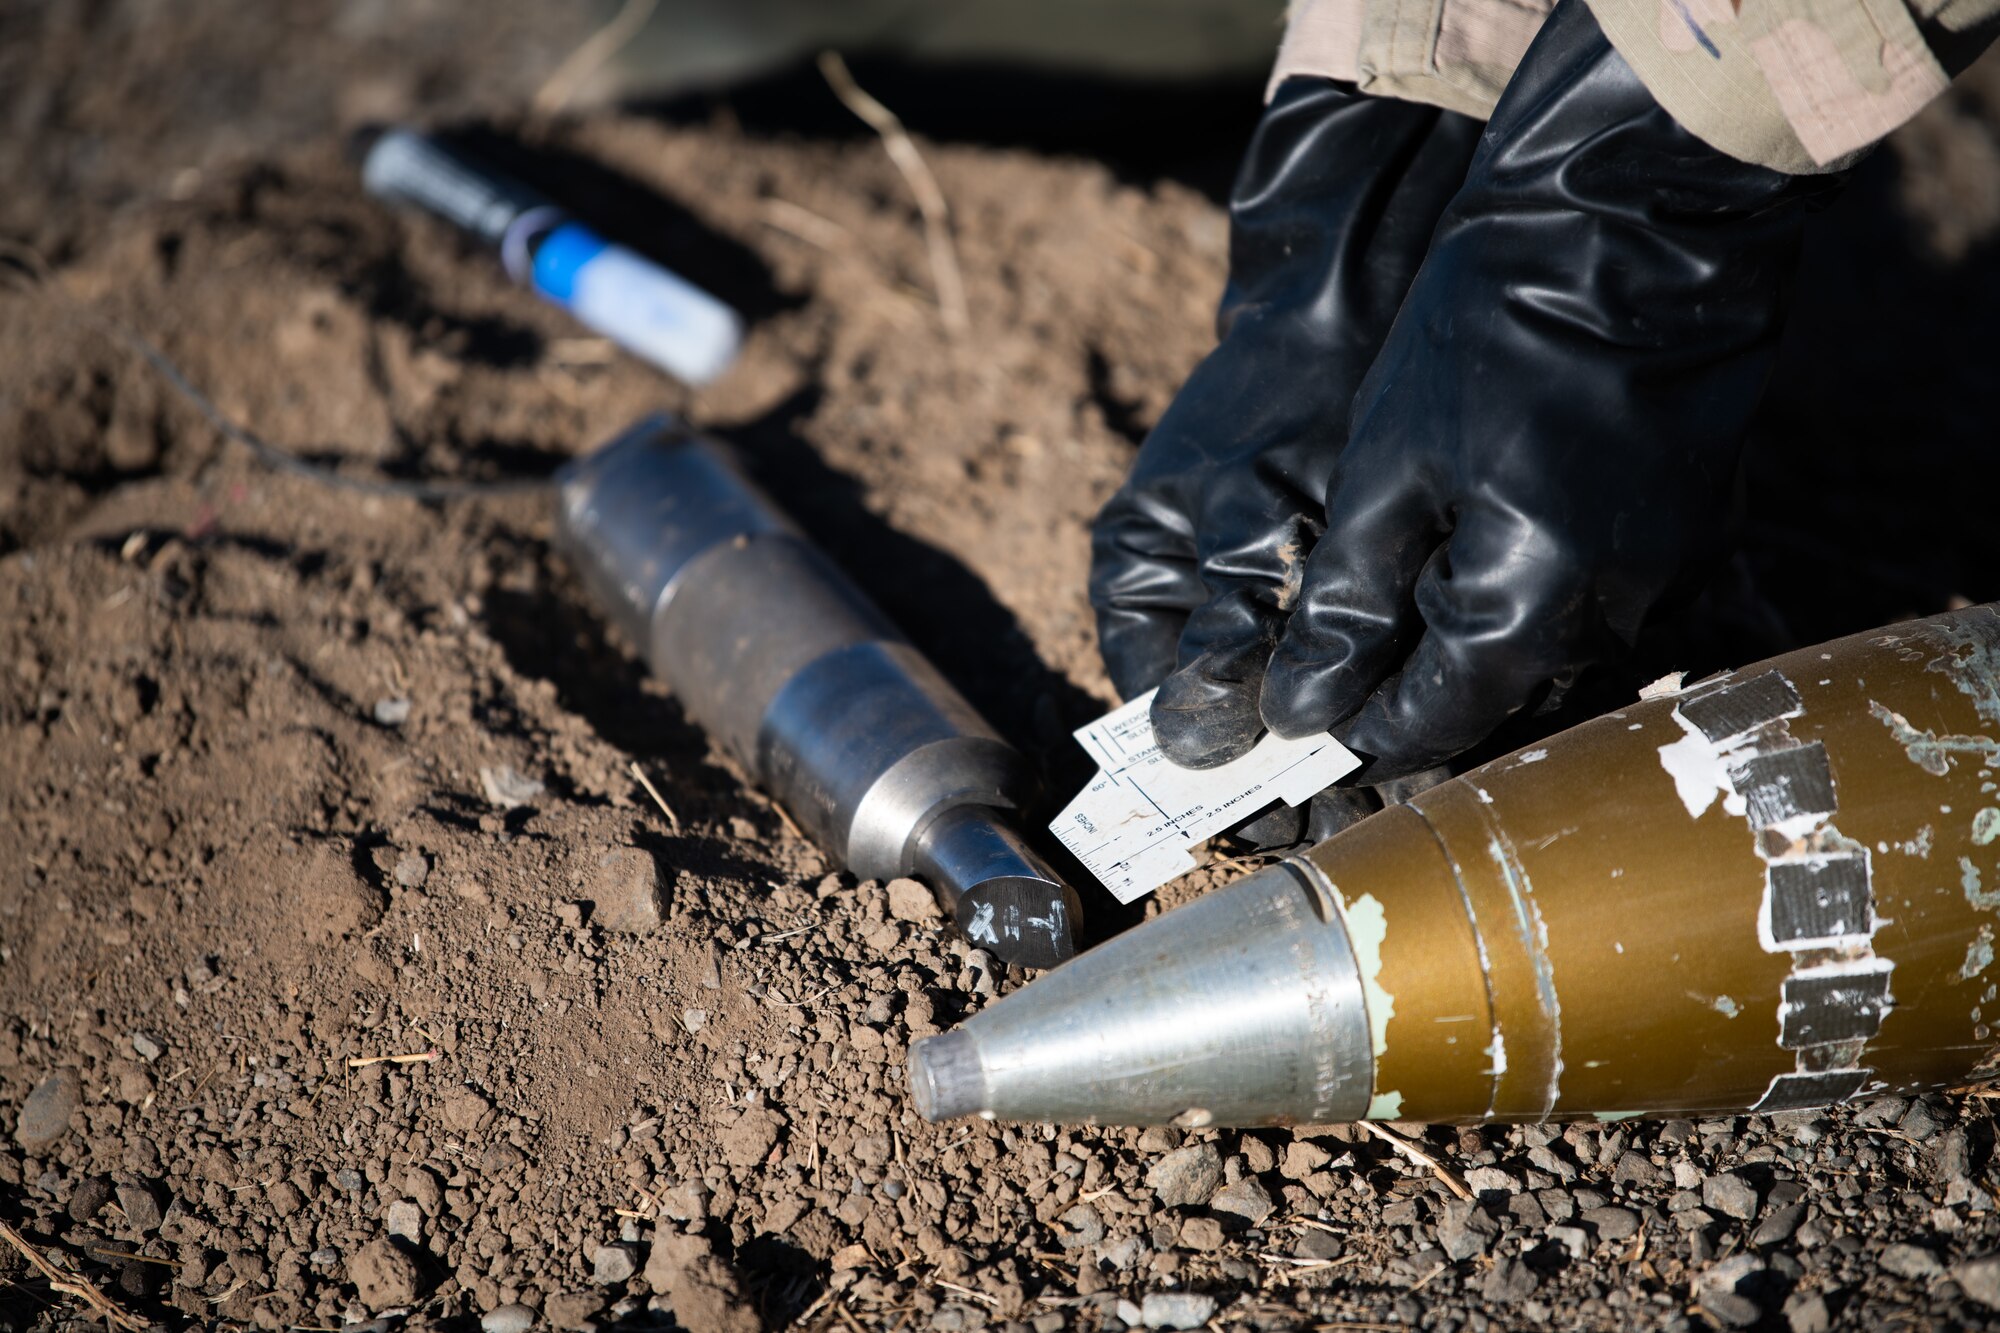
left=1050, top=688, right=1361, bottom=903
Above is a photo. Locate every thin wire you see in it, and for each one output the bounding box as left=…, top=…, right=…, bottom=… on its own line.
left=0, top=243, right=556, bottom=502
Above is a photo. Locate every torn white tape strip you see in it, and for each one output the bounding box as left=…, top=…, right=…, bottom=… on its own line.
left=1049, top=688, right=1361, bottom=904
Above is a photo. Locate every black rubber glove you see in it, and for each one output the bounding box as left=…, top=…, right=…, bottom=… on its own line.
left=1249, top=0, right=1848, bottom=781
left=1089, top=80, right=1483, bottom=771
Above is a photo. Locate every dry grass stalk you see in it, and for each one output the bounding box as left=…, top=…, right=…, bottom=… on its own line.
left=0, top=1220, right=149, bottom=1331
left=345, top=1049, right=439, bottom=1069
left=630, top=761, right=682, bottom=833
left=816, top=51, right=969, bottom=337
left=533, top=0, right=658, bottom=116
left=1355, top=1120, right=1475, bottom=1202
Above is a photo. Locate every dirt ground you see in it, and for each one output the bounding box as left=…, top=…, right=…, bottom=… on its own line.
left=8, top=4, right=2000, bottom=1332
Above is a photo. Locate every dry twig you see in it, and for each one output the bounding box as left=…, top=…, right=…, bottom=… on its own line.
left=0, top=1221, right=149, bottom=1331
left=533, top=0, right=658, bottom=116
left=345, top=1049, right=439, bottom=1069
left=1355, top=1120, right=1475, bottom=1202
left=630, top=761, right=682, bottom=833
left=817, top=51, right=969, bottom=336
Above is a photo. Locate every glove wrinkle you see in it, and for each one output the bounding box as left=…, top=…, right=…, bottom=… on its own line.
left=1090, top=80, right=1483, bottom=751
left=1259, top=0, right=1847, bottom=781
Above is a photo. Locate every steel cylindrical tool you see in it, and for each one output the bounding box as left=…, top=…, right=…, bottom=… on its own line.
left=912, top=604, right=2000, bottom=1123
left=554, top=416, right=1080, bottom=968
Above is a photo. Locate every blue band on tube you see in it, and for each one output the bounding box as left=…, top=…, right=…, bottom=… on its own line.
left=530, top=222, right=611, bottom=304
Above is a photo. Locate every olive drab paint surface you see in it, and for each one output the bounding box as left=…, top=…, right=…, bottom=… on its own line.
left=911, top=605, right=2000, bottom=1127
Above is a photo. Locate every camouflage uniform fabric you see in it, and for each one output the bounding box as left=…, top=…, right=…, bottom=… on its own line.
left=1270, top=0, right=2000, bottom=172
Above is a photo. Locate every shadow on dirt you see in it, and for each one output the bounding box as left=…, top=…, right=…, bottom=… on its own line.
left=633, top=57, right=1267, bottom=204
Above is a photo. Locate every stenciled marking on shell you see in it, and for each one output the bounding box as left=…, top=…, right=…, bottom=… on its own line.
left=1663, top=670, right=1889, bottom=1113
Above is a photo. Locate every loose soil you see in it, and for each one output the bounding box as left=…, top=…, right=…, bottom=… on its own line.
left=8, top=5, right=2000, bottom=1332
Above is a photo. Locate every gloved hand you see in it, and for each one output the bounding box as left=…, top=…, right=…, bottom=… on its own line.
left=1256, top=0, right=1847, bottom=779
left=1089, top=80, right=1483, bottom=773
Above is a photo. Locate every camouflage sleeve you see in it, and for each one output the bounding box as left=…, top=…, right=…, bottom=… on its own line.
left=1582, top=0, right=2000, bottom=172
left=1268, top=0, right=2000, bottom=174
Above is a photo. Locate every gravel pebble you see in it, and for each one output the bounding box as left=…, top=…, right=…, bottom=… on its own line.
left=114, top=1181, right=163, bottom=1233
left=886, top=877, right=940, bottom=922
left=1751, top=1203, right=1808, bottom=1246
left=589, top=848, right=662, bottom=933
left=1955, top=1255, right=2000, bottom=1308
left=1209, top=1176, right=1275, bottom=1228
left=592, top=1242, right=638, bottom=1284
left=1703, top=1172, right=1759, bottom=1221
left=481, top=1304, right=536, bottom=1333
left=13, top=1071, right=81, bottom=1151
left=1146, top=1143, right=1223, bottom=1208
left=1582, top=1205, right=1641, bottom=1240
left=385, top=1198, right=423, bottom=1242
left=129, top=1032, right=161, bottom=1062
left=373, top=696, right=412, bottom=726
left=1464, top=1165, right=1517, bottom=1195
left=1141, top=1292, right=1217, bottom=1329
left=480, top=765, right=545, bottom=810
left=393, top=852, right=430, bottom=888
left=1880, top=1242, right=1943, bottom=1279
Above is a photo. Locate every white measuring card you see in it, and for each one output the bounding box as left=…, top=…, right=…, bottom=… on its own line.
left=1050, top=688, right=1361, bottom=903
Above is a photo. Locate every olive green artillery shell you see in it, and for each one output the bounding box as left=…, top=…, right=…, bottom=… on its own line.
left=1301, top=604, right=2000, bottom=1123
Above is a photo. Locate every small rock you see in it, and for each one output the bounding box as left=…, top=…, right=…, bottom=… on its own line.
left=1702, top=1292, right=1762, bottom=1328
left=719, top=1106, right=785, bottom=1168
left=1438, top=1200, right=1500, bottom=1261
left=310, top=1247, right=340, bottom=1267
left=1880, top=1242, right=1943, bottom=1279
left=1179, top=1217, right=1225, bottom=1251
left=681, top=1008, right=709, bottom=1034
left=14, top=1071, right=81, bottom=1151
left=1209, top=1176, right=1275, bottom=1228
left=1954, top=1254, right=2000, bottom=1308
left=1464, top=1165, right=1518, bottom=1196
left=1294, top=1229, right=1343, bottom=1262
left=393, top=853, right=430, bottom=889
left=542, top=1291, right=608, bottom=1330
left=1481, top=1257, right=1537, bottom=1302
left=1057, top=1205, right=1105, bottom=1250
left=1613, top=1152, right=1664, bottom=1187
left=385, top=1199, right=423, bottom=1243
left=349, top=1238, right=422, bottom=1310
left=592, top=1243, right=638, bottom=1285
left=1547, top=1225, right=1590, bottom=1261
left=831, top=1244, right=872, bottom=1271
left=1147, top=1142, right=1223, bottom=1208
left=1783, top=1292, right=1832, bottom=1333
left=1582, top=1206, right=1641, bottom=1241
left=1280, top=1140, right=1331, bottom=1180
left=480, top=765, right=545, bottom=810
left=1141, top=1292, right=1218, bottom=1329
left=886, top=878, right=940, bottom=923
left=1703, top=1173, right=1759, bottom=1221
left=114, top=1182, right=164, bottom=1234
left=68, top=1176, right=115, bottom=1224
left=1751, top=1203, right=1807, bottom=1246
left=1116, top=1299, right=1145, bottom=1327
left=336, top=1167, right=367, bottom=1193
left=373, top=697, right=412, bottom=726
left=129, top=1033, right=161, bottom=1063
left=481, top=1304, right=536, bottom=1333
left=589, top=848, right=662, bottom=933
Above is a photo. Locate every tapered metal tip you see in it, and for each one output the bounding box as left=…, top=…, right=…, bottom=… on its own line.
left=904, top=860, right=1376, bottom=1127
left=909, top=1029, right=987, bottom=1122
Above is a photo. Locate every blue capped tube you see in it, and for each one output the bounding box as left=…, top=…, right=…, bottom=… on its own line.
left=359, top=128, right=741, bottom=386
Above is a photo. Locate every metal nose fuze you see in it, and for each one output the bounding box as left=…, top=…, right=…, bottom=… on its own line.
left=554, top=416, right=1079, bottom=968
left=909, top=858, right=1374, bottom=1125
left=913, top=605, right=2000, bottom=1126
